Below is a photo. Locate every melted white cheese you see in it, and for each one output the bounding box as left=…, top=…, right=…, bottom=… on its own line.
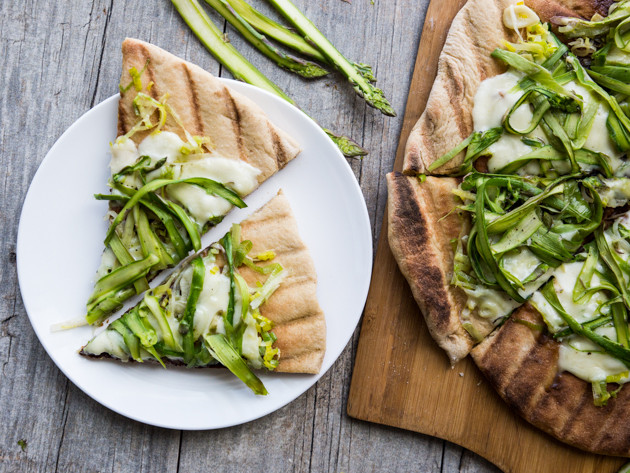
left=241, top=312, right=262, bottom=368
left=472, top=70, right=547, bottom=173
left=502, top=247, right=552, bottom=298
left=461, top=285, right=520, bottom=322
left=192, top=265, right=231, bottom=340
left=95, top=247, right=118, bottom=280
left=562, top=81, right=624, bottom=171
left=553, top=261, right=608, bottom=324
left=473, top=70, right=527, bottom=131
left=137, top=131, right=187, bottom=164
left=110, top=132, right=261, bottom=225
left=110, top=137, right=140, bottom=174
left=167, top=158, right=260, bottom=224
left=472, top=72, right=625, bottom=174
left=598, top=178, right=630, bottom=207
left=558, top=342, right=629, bottom=383
left=529, top=259, right=630, bottom=385
left=84, top=330, right=130, bottom=361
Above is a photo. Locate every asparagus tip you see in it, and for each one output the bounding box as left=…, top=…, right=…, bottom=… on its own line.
left=324, top=129, right=368, bottom=157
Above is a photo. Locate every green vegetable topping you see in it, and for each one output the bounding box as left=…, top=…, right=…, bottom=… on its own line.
left=83, top=224, right=283, bottom=394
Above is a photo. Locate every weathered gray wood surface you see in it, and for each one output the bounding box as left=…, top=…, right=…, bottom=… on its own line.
left=0, top=1, right=502, bottom=472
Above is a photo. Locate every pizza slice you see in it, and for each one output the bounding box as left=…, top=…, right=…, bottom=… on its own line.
left=82, top=191, right=326, bottom=393
left=86, top=38, right=301, bottom=325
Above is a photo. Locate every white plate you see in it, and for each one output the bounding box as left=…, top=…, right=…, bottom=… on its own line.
left=17, top=80, right=372, bottom=430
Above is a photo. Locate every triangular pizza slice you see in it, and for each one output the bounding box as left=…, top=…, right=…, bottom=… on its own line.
left=87, top=38, right=301, bottom=325
left=82, top=191, right=326, bottom=393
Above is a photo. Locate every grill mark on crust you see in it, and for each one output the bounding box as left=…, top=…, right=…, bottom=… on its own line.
left=119, top=44, right=157, bottom=137
left=222, top=87, right=246, bottom=161
left=596, top=386, right=630, bottom=453
left=182, top=62, right=203, bottom=136
left=502, top=331, right=555, bottom=415
left=243, top=212, right=291, bottom=228
left=475, top=306, right=548, bottom=394
left=279, top=348, right=324, bottom=362
left=392, top=173, right=451, bottom=331
left=118, top=101, right=129, bottom=137
left=442, top=61, right=466, bottom=138
left=139, top=43, right=158, bottom=100
left=559, top=380, right=599, bottom=439
left=268, top=122, right=288, bottom=169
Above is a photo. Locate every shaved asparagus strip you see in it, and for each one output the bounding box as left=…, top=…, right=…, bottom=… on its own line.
left=88, top=254, right=160, bottom=306
left=104, top=176, right=245, bottom=244
left=204, top=334, right=268, bottom=395
left=87, top=287, right=136, bottom=325
left=108, top=233, right=151, bottom=294
left=182, top=257, right=206, bottom=364
left=542, top=281, right=630, bottom=368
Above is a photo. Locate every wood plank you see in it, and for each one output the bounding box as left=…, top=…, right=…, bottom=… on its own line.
left=346, top=1, right=629, bottom=472
left=0, top=1, right=113, bottom=471
left=0, top=0, right=499, bottom=471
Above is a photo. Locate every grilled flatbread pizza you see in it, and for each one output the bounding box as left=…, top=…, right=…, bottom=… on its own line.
left=82, top=191, right=326, bottom=394
left=388, top=0, right=630, bottom=456
left=86, top=38, right=300, bottom=325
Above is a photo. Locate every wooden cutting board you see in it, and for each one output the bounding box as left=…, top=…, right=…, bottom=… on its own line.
left=347, top=1, right=628, bottom=472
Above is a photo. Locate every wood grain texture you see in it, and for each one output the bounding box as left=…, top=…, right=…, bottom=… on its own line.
left=0, top=0, right=505, bottom=471
left=346, top=1, right=628, bottom=472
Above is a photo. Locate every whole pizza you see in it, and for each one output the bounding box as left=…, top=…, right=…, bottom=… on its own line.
left=388, top=0, right=630, bottom=456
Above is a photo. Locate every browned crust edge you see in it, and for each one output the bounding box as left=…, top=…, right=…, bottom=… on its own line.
left=472, top=304, right=630, bottom=457
left=387, top=172, right=477, bottom=363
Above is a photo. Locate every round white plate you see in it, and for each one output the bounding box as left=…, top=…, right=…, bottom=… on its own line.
left=17, top=79, right=372, bottom=430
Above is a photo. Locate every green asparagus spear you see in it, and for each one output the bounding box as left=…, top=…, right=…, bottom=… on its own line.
left=172, top=0, right=291, bottom=97
left=205, top=0, right=329, bottom=78
left=171, top=0, right=367, bottom=157
left=204, top=333, right=268, bottom=394
left=266, top=0, right=396, bottom=116
left=223, top=0, right=327, bottom=62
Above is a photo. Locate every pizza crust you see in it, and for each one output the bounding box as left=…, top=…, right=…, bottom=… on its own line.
left=82, top=191, right=326, bottom=375
left=472, top=304, right=630, bottom=457
left=118, top=38, right=301, bottom=184
left=239, top=191, right=326, bottom=374
left=387, top=173, right=499, bottom=363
